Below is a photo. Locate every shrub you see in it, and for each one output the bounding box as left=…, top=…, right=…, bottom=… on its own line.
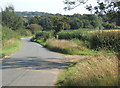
left=103, top=23, right=116, bottom=29
left=57, top=29, right=88, bottom=41
left=89, top=31, right=120, bottom=53
left=28, top=24, right=43, bottom=34
left=2, top=26, right=18, bottom=42
left=15, top=29, right=32, bottom=37
left=35, top=31, right=54, bottom=41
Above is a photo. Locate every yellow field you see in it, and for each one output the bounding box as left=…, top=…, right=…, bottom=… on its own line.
left=90, top=29, right=120, bottom=33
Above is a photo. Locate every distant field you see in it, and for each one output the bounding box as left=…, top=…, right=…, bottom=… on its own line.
left=90, top=29, right=120, bottom=33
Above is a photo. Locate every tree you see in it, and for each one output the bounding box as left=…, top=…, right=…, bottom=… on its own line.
left=39, top=17, right=54, bottom=30
left=64, top=0, right=120, bottom=26
left=70, top=17, right=83, bottom=29
left=64, top=0, right=88, bottom=10
left=64, top=0, right=120, bottom=19
left=28, top=24, right=43, bottom=34
left=2, top=6, right=24, bottom=30
left=28, top=16, right=40, bottom=24
left=51, top=16, right=70, bottom=32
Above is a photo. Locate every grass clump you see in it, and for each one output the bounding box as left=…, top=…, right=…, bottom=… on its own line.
left=57, top=54, right=118, bottom=87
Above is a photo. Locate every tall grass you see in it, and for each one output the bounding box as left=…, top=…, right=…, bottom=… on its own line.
left=57, top=54, right=118, bottom=86
left=46, top=39, right=98, bottom=56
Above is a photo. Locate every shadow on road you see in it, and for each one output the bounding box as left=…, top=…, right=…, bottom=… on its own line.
left=2, top=57, right=71, bottom=70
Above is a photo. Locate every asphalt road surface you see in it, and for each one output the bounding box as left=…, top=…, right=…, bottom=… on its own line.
left=2, top=37, right=68, bottom=86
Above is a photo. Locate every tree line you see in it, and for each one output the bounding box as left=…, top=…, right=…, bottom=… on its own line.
left=1, top=0, right=120, bottom=36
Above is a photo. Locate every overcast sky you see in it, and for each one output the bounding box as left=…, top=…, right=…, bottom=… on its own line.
left=0, top=0, right=98, bottom=15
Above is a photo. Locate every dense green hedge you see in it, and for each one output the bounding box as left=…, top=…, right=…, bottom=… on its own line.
left=35, top=31, right=54, bottom=41
left=57, top=29, right=89, bottom=41
left=89, top=31, right=120, bottom=52
left=57, top=29, right=120, bottom=53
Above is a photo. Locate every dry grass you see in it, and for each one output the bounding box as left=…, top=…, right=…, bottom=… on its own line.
left=2, top=38, right=16, bottom=47
left=46, top=39, right=97, bottom=55
left=46, top=39, right=86, bottom=50
left=57, top=54, right=118, bottom=86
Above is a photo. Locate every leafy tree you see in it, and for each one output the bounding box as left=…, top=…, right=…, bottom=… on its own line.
left=82, top=19, right=92, bottom=28
left=70, top=17, right=83, bottom=29
left=28, top=24, right=43, bottom=34
left=28, top=16, right=40, bottom=24
left=64, top=0, right=120, bottom=26
left=52, top=16, right=70, bottom=32
left=39, top=17, right=54, bottom=30
left=64, top=0, right=88, bottom=10
left=2, top=6, right=24, bottom=30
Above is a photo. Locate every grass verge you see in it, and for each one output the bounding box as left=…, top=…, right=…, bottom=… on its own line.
left=31, top=38, right=47, bottom=46
left=56, top=54, right=118, bottom=86
left=31, top=38, right=112, bottom=56
left=1, top=39, right=22, bottom=57
left=46, top=39, right=99, bottom=56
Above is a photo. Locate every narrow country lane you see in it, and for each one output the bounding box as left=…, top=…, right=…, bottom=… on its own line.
left=2, top=37, right=68, bottom=86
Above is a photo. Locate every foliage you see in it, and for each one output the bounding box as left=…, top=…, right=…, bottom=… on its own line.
left=89, top=30, right=120, bottom=53
left=64, top=0, right=120, bottom=28
left=16, top=11, right=54, bottom=17
left=69, top=14, right=103, bottom=29
left=57, top=29, right=120, bottom=53
left=69, top=17, right=83, bottom=29
left=2, top=26, right=18, bottom=42
left=31, top=38, right=47, bottom=46
left=2, top=26, right=32, bottom=44
left=34, top=31, right=54, bottom=41
left=51, top=16, right=71, bottom=32
left=28, top=16, right=40, bottom=24
left=2, top=6, right=25, bottom=30
left=15, top=29, right=32, bottom=37
left=57, top=29, right=89, bottom=41
left=28, top=24, right=43, bottom=34
left=1, top=26, right=32, bottom=57
left=103, top=22, right=116, bottom=29
left=57, top=54, right=118, bottom=86
left=27, top=14, right=103, bottom=31
left=64, top=0, right=88, bottom=10
left=38, top=17, right=54, bottom=30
